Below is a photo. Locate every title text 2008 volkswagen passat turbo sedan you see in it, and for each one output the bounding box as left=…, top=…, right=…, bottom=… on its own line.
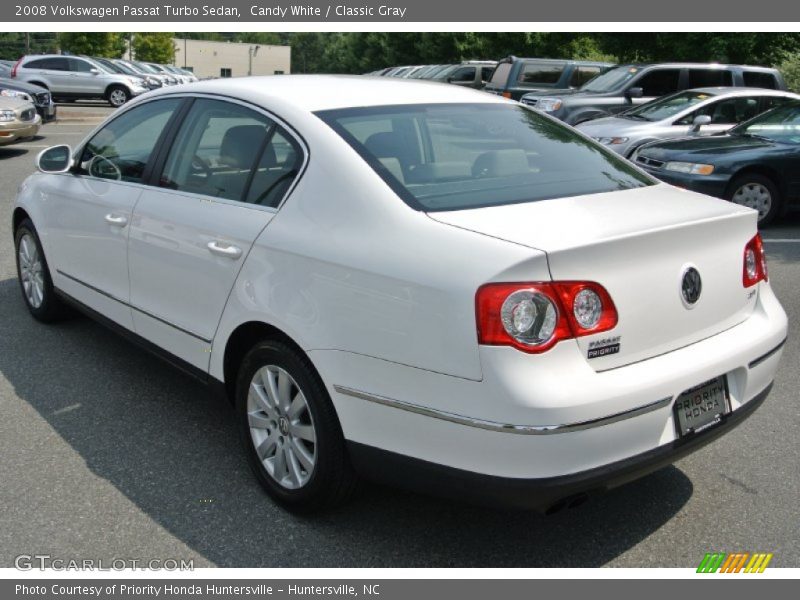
left=13, top=76, right=787, bottom=513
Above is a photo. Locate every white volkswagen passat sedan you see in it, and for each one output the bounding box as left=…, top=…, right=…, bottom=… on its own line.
left=13, top=76, right=787, bottom=513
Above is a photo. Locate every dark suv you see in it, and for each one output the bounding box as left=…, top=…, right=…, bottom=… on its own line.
left=484, top=56, right=615, bottom=100
left=520, top=63, right=787, bottom=125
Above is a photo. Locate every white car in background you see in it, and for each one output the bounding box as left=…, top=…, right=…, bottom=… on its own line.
left=13, top=76, right=787, bottom=513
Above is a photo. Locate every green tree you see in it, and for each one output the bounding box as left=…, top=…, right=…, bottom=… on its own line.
left=133, top=33, right=176, bottom=64
left=57, top=32, right=126, bottom=58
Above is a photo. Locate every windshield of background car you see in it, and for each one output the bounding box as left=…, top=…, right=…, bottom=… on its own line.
left=581, top=66, right=640, bottom=92
left=317, top=103, right=654, bottom=212
left=624, top=90, right=717, bottom=121
left=731, top=101, right=800, bottom=144
left=488, top=62, right=512, bottom=86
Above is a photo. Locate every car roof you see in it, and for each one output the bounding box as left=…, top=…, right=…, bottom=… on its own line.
left=686, top=86, right=797, bottom=96
left=143, top=75, right=509, bottom=112
left=616, top=63, right=779, bottom=71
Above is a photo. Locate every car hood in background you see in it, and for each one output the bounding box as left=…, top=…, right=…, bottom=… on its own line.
left=575, top=116, right=658, bottom=137
left=637, top=134, right=779, bottom=161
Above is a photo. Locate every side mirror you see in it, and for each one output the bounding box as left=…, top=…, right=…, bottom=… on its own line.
left=90, top=68, right=101, bottom=75
left=691, top=114, right=712, bottom=133
left=36, top=145, right=72, bottom=173
left=626, top=87, right=643, bottom=99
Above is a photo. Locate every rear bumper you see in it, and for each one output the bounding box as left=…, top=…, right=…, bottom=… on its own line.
left=347, top=380, right=773, bottom=511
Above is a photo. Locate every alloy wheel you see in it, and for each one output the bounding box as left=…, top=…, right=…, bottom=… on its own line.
left=18, top=233, right=44, bottom=308
left=247, top=365, right=317, bottom=489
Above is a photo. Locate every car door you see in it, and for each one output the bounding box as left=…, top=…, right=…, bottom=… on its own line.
left=127, top=97, right=305, bottom=370
left=41, top=97, right=184, bottom=329
left=68, top=57, right=103, bottom=96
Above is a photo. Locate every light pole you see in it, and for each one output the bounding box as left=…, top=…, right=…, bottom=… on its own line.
left=248, top=45, right=260, bottom=76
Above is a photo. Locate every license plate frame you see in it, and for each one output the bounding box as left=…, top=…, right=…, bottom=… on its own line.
left=673, top=375, right=731, bottom=437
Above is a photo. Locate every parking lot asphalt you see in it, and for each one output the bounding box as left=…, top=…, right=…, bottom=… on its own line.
left=1, top=107, right=798, bottom=568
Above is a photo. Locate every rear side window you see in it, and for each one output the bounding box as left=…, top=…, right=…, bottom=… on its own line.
left=24, top=57, right=68, bottom=71
left=245, top=130, right=303, bottom=207
left=743, top=71, right=779, bottom=90
left=569, top=66, right=602, bottom=88
left=78, top=98, right=182, bottom=183
left=517, top=61, right=565, bottom=86
left=488, top=62, right=512, bottom=87
left=636, top=69, right=682, bottom=96
left=160, top=99, right=273, bottom=201
left=688, top=69, right=733, bottom=88
left=480, top=66, right=495, bottom=82
left=318, top=103, right=653, bottom=212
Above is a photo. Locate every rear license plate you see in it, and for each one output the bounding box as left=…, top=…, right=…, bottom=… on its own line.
left=673, top=376, right=730, bottom=436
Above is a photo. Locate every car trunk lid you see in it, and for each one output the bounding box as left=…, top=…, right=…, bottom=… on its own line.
left=428, top=184, right=759, bottom=370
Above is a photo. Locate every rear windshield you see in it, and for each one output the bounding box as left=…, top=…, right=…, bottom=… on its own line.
left=317, top=103, right=654, bottom=212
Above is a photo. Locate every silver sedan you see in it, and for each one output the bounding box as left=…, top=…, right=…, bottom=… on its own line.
left=576, top=87, right=800, bottom=158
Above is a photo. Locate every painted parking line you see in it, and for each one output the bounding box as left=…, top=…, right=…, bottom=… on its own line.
left=761, top=239, right=800, bottom=243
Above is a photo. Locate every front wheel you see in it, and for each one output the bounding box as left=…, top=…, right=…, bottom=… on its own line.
left=727, top=174, right=781, bottom=226
left=15, top=219, right=67, bottom=322
left=106, top=86, right=130, bottom=108
left=236, top=340, right=358, bottom=512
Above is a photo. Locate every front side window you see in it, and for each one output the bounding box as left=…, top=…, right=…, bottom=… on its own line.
left=731, top=100, right=800, bottom=144
left=69, top=58, right=95, bottom=73
left=78, top=98, right=182, bottom=183
left=623, top=90, right=718, bottom=122
left=160, top=98, right=302, bottom=205
left=318, top=103, right=654, bottom=212
left=636, top=69, right=682, bottom=97
left=679, top=96, right=760, bottom=125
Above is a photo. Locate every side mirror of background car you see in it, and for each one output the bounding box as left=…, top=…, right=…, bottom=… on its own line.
left=626, top=87, right=643, bottom=99
left=691, top=114, right=712, bottom=133
left=90, top=68, right=101, bottom=75
left=36, top=145, right=73, bottom=174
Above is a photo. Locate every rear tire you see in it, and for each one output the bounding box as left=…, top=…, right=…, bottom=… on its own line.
left=106, top=85, right=130, bottom=108
left=235, top=340, right=359, bottom=512
left=726, top=174, right=781, bottom=226
left=14, top=219, right=67, bottom=323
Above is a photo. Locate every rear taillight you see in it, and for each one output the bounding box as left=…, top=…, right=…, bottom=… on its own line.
left=502, top=91, right=512, bottom=99
left=743, top=233, right=768, bottom=287
left=11, top=58, right=22, bottom=78
left=476, top=281, right=618, bottom=353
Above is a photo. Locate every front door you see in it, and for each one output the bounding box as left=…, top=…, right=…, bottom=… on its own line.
left=43, top=97, right=184, bottom=329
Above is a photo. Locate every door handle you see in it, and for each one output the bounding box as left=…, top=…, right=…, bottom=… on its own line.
left=104, top=214, right=128, bottom=227
left=207, top=240, right=242, bottom=259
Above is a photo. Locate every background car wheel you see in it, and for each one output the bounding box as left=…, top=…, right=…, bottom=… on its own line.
left=107, top=86, right=130, bottom=108
left=727, top=174, right=781, bottom=226
left=236, top=340, right=359, bottom=512
left=14, top=219, right=67, bottom=322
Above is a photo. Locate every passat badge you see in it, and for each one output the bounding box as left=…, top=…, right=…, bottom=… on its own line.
left=587, top=336, right=621, bottom=359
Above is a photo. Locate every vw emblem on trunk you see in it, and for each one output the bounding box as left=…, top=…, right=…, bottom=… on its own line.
left=681, top=266, right=702, bottom=308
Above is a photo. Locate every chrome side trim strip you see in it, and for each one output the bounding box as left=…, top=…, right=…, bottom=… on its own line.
left=333, top=385, right=672, bottom=435
left=56, top=270, right=212, bottom=344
